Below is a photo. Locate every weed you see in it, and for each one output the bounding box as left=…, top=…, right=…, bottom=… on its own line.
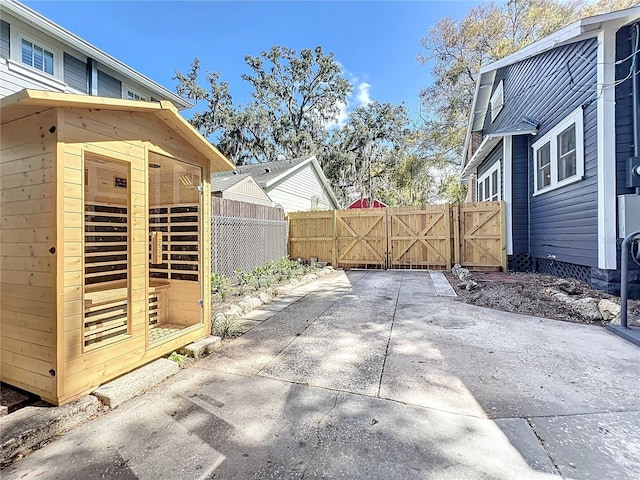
left=211, top=273, right=228, bottom=299
left=168, top=351, right=187, bottom=366
left=212, top=316, right=241, bottom=339
left=235, top=269, right=250, bottom=295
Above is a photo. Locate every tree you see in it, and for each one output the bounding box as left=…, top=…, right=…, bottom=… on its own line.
left=417, top=0, right=637, bottom=202
left=418, top=0, right=584, bottom=165
left=242, top=46, right=352, bottom=159
left=319, top=101, right=412, bottom=204
left=175, top=58, right=234, bottom=138
left=175, top=46, right=352, bottom=165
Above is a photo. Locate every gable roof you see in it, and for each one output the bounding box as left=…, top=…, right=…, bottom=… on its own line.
left=210, top=173, right=253, bottom=193
left=235, top=155, right=340, bottom=208
left=0, top=89, right=234, bottom=171
left=462, top=5, right=640, bottom=172
left=1, top=0, right=192, bottom=110
left=235, top=156, right=311, bottom=187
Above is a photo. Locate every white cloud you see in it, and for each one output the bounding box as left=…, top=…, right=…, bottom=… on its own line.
left=356, top=82, right=372, bottom=106
left=325, top=100, right=349, bottom=129
left=324, top=79, right=373, bottom=129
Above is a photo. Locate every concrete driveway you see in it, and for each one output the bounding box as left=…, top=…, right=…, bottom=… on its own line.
left=3, top=270, right=639, bottom=479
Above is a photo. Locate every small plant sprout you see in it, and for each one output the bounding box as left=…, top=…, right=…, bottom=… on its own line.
left=168, top=351, right=186, bottom=366
left=235, top=269, right=250, bottom=295
left=211, top=273, right=228, bottom=299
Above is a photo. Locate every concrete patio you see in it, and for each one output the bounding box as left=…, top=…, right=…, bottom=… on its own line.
left=2, top=270, right=639, bottom=479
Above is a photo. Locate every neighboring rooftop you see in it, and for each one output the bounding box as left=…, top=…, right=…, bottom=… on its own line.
left=210, top=173, right=253, bottom=193
left=235, top=156, right=311, bottom=186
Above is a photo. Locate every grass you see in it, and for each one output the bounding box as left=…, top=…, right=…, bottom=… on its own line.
left=212, top=315, right=242, bottom=339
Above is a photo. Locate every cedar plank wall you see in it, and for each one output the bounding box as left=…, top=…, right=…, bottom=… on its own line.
left=1, top=108, right=58, bottom=401
left=57, top=107, right=212, bottom=404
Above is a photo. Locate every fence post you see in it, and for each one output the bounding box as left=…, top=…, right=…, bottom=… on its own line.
left=444, top=204, right=452, bottom=271
left=453, top=203, right=461, bottom=266
left=287, top=214, right=291, bottom=261
left=385, top=209, right=390, bottom=269
left=332, top=209, right=338, bottom=268
left=500, top=201, right=508, bottom=271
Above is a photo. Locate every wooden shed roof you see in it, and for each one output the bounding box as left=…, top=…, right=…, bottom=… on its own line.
left=0, top=89, right=234, bottom=172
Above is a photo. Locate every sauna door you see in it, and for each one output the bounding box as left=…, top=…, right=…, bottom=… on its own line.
left=147, top=154, right=203, bottom=343
left=83, top=155, right=131, bottom=351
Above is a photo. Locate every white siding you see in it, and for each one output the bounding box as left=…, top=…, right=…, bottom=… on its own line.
left=266, top=163, right=335, bottom=213
left=1, top=10, right=72, bottom=97
left=223, top=177, right=273, bottom=206
left=0, top=11, right=159, bottom=101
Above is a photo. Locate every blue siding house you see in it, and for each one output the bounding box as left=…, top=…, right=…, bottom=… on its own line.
left=461, top=6, right=640, bottom=298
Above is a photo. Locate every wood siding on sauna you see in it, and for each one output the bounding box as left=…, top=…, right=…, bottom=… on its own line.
left=484, top=38, right=600, bottom=267
left=267, top=163, right=335, bottom=212
left=55, top=107, right=212, bottom=403
left=0, top=108, right=58, bottom=400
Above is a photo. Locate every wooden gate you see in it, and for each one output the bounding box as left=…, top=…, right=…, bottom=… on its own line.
left=288, top=202, right=506, bottom=271
left=336, top=209, right=387, bottom=268
left=387, top=206, right=451, bottom=270
left=457, top=202, right=507, bottom=270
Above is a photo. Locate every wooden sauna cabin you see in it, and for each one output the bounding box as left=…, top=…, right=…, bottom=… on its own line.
left=1, top=89, right=234, bottom=405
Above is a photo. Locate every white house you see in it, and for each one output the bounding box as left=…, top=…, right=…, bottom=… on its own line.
left=236, top=155, right=341, bottom=213
left=210, top=173, right=274, bottom=207
left=0, top=0, right=189, bottom=108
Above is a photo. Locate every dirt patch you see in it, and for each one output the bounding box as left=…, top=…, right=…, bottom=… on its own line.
left=445, top=271, right=640, bottom=325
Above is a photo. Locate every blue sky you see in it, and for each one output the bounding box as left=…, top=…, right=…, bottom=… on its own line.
left=23, top=0, right=482, bottom=120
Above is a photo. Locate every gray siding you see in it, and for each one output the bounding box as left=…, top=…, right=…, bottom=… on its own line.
left=0, top=20, right=9, bottom=59
left=484, top=38, right=598, bottom=138
left=477, top=141, right=503, bottom=199
left=615, top=23, right=639, bottom=197
left=63, top=53, right=87, bottom=93
left=511, top=135, right=529, bottom=254
left=484, top=38, right=599, bottom=268
left=97, top=69, right=121, bottom=98
left=529, top=102, right=599, bottom=267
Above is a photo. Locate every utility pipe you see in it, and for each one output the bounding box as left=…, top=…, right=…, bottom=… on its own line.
left=632, top=24, right=640, bottom=194
left=633, top=24, right=639, bottom=159
left=620, top=230, right=640, bottom=329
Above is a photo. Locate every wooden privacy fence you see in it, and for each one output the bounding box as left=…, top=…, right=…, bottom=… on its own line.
left=288, top=202, right=506, bottom=271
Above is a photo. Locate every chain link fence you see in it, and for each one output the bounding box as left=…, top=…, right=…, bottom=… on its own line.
left=211, top=198, right=287, bottom=278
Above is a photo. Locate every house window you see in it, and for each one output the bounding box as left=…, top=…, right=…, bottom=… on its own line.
left=490, top=80, right=504, bottom=122
left=21, top=38, right=54, bottom=75
left=476, top=162, right=500, bottom=202
left=532, top=107, right=584, bottom=195
left=126, top=88, right=147, bottom=101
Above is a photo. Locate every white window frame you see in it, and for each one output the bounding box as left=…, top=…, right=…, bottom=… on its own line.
left=476, top=161, right=501, bottom=202
left=532, top=107, right=584, bottom=196
left=124, top=85, right=148, bottom=102
left=17, top=34, right=57, bottom=76
left=490, top=80, right=504, bottom=122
